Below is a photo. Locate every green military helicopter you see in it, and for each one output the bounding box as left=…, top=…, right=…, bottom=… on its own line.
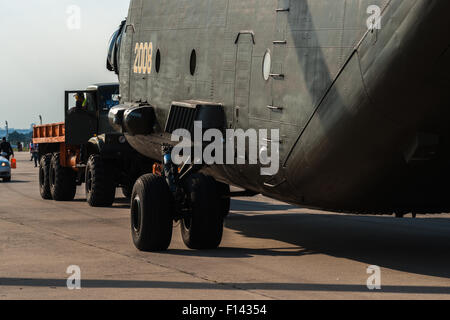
left=106, top=0, right=450, bottom=251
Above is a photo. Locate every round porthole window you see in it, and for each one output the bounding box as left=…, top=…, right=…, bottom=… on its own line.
left=262, top=50, right=271, bottom=81
left=190, top=49, right=197, bottom=76
left=155, top=49, right=161, bottom=73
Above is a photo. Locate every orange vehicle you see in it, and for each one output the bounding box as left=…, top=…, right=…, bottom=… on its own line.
left=33, top=84, right=154, bottom=207
left=33, top=122, right=78, bottom=168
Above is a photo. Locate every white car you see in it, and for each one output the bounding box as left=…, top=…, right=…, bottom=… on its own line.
left=0, top=152, right=11, bottom=182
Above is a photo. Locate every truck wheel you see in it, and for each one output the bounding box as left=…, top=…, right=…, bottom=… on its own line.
left=49, top=153, right=77, bottom=201
left=3, top=177, right=11, bottom=182
left=181, top=174, right=223, bottom=250
left=85, top=155, right=116, bottom=207
left=39, top=154, right=52, bottom=200
left=131, top=174, right=173, bottom=252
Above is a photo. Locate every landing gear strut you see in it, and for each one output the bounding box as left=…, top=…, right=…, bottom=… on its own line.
left=130, top=145, right=224, bottom=252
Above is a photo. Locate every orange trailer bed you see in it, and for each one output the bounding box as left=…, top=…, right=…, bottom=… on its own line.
left=33, top=123, right=65, bottom=144
left=33, top=123, right=80, bottom=169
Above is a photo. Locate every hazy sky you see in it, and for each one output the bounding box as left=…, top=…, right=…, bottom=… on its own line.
left=0, top=0, right=130, bottom=129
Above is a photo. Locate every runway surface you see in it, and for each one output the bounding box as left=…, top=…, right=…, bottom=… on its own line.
left=0, top=153, right=449, bottom=300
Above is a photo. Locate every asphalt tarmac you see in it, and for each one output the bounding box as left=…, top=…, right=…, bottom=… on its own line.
left=0, top=153, right=449, bottom=300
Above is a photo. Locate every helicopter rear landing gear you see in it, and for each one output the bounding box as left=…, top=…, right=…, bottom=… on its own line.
left=130, top=145, right=224, bottom=252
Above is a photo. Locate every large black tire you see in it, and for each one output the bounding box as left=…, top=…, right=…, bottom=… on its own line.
left=85, top=155, right=116, bottom=207
left=181, top=174, right=223, bottom=250
left=49, top=153, right=77, bottom=201
left=131, top=174, right=173, bottom=252
left=39, top=154, right=52, bottom=200
left=216, top=182, right=231, bottom=218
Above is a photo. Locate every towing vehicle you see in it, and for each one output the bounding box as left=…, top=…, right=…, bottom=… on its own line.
left=33, top=84, right=153, bottom=206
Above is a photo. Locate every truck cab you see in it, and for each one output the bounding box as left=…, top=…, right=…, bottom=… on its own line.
left=65, top=83, right=120, bottom=145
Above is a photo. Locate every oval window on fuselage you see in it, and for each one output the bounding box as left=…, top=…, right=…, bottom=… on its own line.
left=155, top=49, right=161, bottom=73
left=190, top=49, right=197, bottom=76
left=262, top=50, right=271, bottom=81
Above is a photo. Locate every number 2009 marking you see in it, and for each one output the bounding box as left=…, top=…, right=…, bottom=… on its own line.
left=134, top=42, right=153, bottom=74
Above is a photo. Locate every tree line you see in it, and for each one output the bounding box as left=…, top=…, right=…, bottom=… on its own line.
left=6, top=131, right=33, bottom=146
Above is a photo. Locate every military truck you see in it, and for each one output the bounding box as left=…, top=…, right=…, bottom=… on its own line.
left=33, top=84, right=154, bottom=207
